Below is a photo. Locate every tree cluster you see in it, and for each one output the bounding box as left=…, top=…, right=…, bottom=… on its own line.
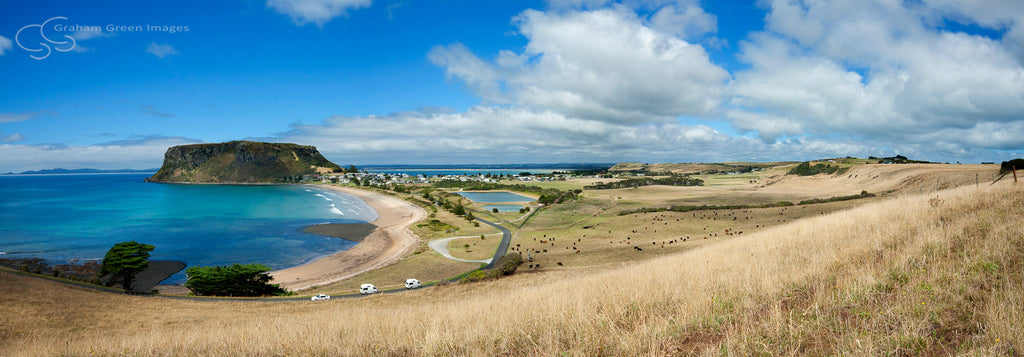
left=184, top=263, right=288, bottom=297
left=584, top=176, right=703, bottom=189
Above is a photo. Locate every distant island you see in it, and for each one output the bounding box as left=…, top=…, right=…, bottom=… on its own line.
left=3, top=168, right=159, bottom=175
left=146, top=141, right=343, bottom=183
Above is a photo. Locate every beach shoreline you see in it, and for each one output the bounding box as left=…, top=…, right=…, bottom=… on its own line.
left=268, top=185, right=427, bottom=291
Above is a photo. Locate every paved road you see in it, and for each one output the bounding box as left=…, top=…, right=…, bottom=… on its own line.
left=428, top=237, right=493, bottom=264
left=475, top=217, right=511, bottom=269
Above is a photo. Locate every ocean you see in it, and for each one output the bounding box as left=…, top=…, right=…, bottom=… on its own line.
left=0, top=174, right=377, bottom=284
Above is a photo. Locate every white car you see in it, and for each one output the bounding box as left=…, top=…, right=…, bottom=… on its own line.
left=311, top=294, right=331, bottom=301
left=359, top=283, right=378, bottom=295
left=404, top=278, right=422, bottom=289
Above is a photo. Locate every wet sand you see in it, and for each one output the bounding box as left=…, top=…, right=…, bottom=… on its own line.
left=268, top=186, right=427, bottom=291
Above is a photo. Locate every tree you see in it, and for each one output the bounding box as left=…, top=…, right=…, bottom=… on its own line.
left=100, top=241, right=155, bottom=290
left=184, top=263, right=288, bottom=297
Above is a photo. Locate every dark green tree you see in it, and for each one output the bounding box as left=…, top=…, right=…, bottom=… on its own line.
left=184, top=263, right=288, bottom=297
left=100, top=241, right=155, bottom=290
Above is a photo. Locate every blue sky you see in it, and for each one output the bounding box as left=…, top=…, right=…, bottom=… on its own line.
left=1, top=0, right=1022, bottom=171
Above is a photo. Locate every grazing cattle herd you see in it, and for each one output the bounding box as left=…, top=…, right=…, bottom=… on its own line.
left=506, top=204, right=838, bottom=271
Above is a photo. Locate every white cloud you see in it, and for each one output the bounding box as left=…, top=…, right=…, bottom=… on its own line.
left=146, top=43, right=178, bottom=58
left=0, top=136, right=202, bottom=173
left=267, top=0, right=372, bottom=26
left=262, top=105, right=926, bottom=166
left=0, top=112, right=38, bottom=123
left=1, top=133, right=24, bottom=143
left=427, top=43, right=508, bottom=105
left=0, top=35, right=11, bottom=56
left=430, top=8, right=729, bottom=124
left=726, top=0, right=1024, bottom=153
left=649, top=1, right=717, bottom=40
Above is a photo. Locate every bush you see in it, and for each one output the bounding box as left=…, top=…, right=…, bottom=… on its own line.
left=463, top=270, right=488, bottom=283
left=184, top=263, right=289, bottom=297
left=1000, top=159, right=1024, bottom=174
left=788, top=161, right=842, bottom=176
left=490, top=252, right=524, bottom=277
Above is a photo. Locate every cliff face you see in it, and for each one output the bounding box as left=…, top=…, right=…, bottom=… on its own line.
left=146, top=141, right=342, bottom=183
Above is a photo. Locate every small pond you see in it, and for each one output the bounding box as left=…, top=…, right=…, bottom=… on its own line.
left=483, top=204, right=526, bottom=212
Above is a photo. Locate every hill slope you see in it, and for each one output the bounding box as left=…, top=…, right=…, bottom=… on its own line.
left=146, top=141, right=341, bottom=183
left=2, top=182, right=1020, bottom=355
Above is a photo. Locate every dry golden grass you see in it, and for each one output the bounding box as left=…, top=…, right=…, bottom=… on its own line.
left=2, top=181, right=1021, bottom=356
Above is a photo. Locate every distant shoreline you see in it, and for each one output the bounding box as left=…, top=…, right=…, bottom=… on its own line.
left=1, top=172, right=156, bottom=176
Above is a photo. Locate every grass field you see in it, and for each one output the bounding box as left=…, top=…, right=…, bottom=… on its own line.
left=2, top=180, right=1021, bottom=356
left=447, top=234, right=502, bottom=261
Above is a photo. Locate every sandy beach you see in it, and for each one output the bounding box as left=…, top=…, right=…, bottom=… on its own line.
left=269, top=185, right=427, bottom=291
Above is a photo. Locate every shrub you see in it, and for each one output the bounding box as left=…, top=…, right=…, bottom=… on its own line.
left=1000, top=159, right=1024, bottom=174
left=490, top=252, right=524, bottom=277
left=788, top=161, right=842, bottom=176
left=463, top=270, right=488, bottom=283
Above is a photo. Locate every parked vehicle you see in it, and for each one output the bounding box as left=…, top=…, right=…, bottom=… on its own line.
left=311, top=294, right=331, bottom=301
left=404, top=278, right=422, bottom=289
left=359, top=283, right=378, bottom=295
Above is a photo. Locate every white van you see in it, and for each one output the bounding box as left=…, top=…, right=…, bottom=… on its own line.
left=359, top=283, right=378, bottom=295
left=404, top=278, right=422, bottom=289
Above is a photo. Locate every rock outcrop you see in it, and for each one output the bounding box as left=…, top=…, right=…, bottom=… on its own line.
left=146, top=141, right=342, bottom=183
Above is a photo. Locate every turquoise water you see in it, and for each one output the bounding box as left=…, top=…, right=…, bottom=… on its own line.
left=483, top=204, right=525, bottom=212
left=455, top=191, right=535, bottom=203
left=0, top=174, right=377, bottom=284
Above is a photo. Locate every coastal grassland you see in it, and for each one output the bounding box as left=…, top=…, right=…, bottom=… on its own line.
left=447, top=235, right=502, bottom=261
left=1, top=183, right=1022, bottom=355
left=513, top=192, right=873, bottom=271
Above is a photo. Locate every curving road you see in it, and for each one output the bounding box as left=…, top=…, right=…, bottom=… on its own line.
left=474, top=217, right=511, bottom=269
left=428, top=236, right=494, bottom=264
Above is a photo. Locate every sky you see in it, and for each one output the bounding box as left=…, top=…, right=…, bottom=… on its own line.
left=0, top=0, right=1023, bottom=172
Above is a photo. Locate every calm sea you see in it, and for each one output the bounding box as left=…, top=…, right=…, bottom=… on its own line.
left=0, top=174, right=377, bottom=284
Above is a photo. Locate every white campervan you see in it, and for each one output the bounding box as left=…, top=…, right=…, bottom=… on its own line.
left=359, top=283, right=378, bottom=295
left=404, top=278, right=421, bottom=289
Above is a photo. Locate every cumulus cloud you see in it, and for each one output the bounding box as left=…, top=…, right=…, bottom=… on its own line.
left=267, top=0, right=372, bottom=26
left=0, top=136, right=203, bottom=173
left=264, top=105, right=915, bottom=166
left=649, top=0, right=717, bottom=40
left=727, top=0, right=1024, bottom=155
left=429, top=8, right=729, bottom=123
left=146, top=43, right=178, bottom=58
left=0, top=35, right=11, bottom=56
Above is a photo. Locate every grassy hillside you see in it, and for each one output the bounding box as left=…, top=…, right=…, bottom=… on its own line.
left=2, top=182, right=1021, bottom=355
